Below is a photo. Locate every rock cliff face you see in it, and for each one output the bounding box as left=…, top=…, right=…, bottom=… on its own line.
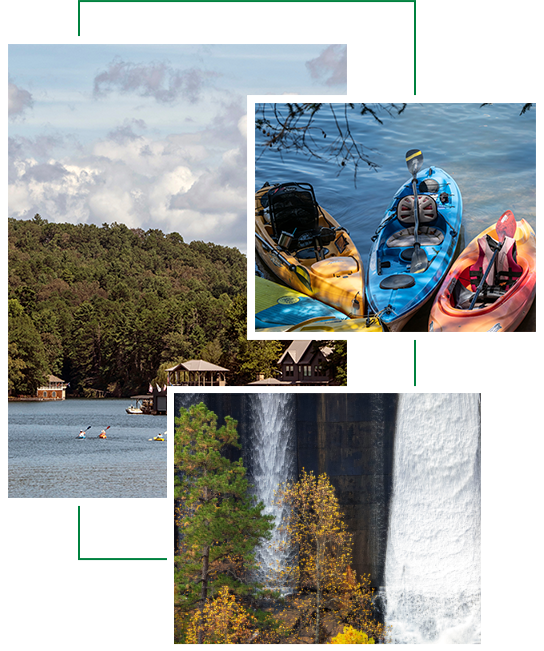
left=174, top=393, right=397, bottom=588
left=295, top=394, right=397, bottom=587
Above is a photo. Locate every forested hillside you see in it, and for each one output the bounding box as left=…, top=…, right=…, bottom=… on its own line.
left=8, top=215, right=282, bottom=396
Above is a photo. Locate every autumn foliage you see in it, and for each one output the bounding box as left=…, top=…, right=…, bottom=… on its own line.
left=186, top=586, right=257, bottom=644
left=272, top=469, right=389, bottom=643
left=329, top=625, right=375, bottom=644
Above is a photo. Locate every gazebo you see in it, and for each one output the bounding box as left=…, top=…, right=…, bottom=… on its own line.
left=166, top=360, right=229, bottom=387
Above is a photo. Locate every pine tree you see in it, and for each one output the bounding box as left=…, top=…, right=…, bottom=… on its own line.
left=174, top=403, right=274, bottom=642
left=8, top=298, right=49, bottom=395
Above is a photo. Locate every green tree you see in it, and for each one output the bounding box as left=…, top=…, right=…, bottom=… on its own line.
left=199, top=337, right=223, bottom=365
left=8, top=299, right=49, bottom=394
left=9, top=217, right=247, bottom=396
left=314, top=340, right=347, bottom=386
left=235, top=339, right=283, bottom=384
left=174, top=403, right=274, bottom=643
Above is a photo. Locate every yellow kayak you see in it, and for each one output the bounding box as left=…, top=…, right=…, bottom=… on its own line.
left=255, top=182, right=365, bottom=317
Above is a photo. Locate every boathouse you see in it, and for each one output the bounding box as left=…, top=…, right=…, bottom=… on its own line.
left=36, top=375, right=68, bottom=400
left=166, top=360, right=229, bottom=387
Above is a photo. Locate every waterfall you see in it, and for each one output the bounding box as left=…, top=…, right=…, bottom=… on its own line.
left=385, top=394, right=481, bottom=643
left=248, top=393, right=296, bottom=589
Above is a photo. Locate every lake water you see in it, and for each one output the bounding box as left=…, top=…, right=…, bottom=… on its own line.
left=8, top=399, right=167, bottom=498
left=255, top=102, right=536, bottom=331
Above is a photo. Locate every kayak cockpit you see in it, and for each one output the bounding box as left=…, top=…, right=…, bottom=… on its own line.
left=447, top=233, right=524, bottom=310
left=448, top=277, right=506, bottom=309
left=260, top=182, right=338, bottom=262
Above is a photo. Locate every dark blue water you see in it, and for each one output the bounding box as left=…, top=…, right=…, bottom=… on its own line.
left=8, top=399, right=167, bottom=498
left=255, top=103, right=536, bottom=330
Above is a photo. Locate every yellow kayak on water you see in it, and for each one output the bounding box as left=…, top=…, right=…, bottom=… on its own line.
left=150, top=432, right=166, bottom=441
left=255, top=182, right=365, bottom=317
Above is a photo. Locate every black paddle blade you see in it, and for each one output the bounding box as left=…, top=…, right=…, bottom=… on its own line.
left=410, top=243, right=428, bottom=274
left=406, top=149, right=424, bottom=176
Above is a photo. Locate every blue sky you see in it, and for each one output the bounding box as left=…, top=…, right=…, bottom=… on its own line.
left=8, top=44, right=347, bottom=251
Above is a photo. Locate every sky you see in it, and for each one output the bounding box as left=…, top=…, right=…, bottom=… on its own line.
left=8, top=44, right=347, bottom=252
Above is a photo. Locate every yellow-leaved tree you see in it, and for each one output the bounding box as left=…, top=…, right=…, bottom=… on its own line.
left=329, top=625, right=375, bottom=644
left=273, top=469, right=389, bottom=644
left=186, top=585, right=257, bottom=644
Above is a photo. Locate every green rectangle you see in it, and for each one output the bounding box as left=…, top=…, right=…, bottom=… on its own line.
left=414, top=340, right=544, bottom=387
left=78, top=0, right=416, bottom=36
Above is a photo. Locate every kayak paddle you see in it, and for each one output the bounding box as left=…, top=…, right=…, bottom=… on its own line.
left=468, top=210, right=517, bottom=310
left=405, top=149, right=428, bottom=274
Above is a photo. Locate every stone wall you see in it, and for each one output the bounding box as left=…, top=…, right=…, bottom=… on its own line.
left=296, top=394, right=397, bottom=588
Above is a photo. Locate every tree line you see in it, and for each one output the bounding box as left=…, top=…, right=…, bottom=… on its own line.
left=8, top=215, right=285, bottom=396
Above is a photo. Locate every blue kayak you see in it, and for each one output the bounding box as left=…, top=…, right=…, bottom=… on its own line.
left=255, top=275, right=348, bottom=329
left=366, top=166, right=463, bottom=331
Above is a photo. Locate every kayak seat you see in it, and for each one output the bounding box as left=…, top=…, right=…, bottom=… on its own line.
left=453, top=281, right=505, bottom=309
left=268, top=182, right=320, bottom=239
left=397, top=195, right=438, bottom=225
left=386, top=225, right=444, bottom=248
left=469, top=234, right=522, bottom=291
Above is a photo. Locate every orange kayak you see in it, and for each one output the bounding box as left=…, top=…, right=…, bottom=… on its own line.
left=429, top=218, right=536, bottom=331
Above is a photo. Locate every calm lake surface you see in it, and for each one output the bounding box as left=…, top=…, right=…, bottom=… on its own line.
left=8, top=399, right=167, bottom=498
left=255, top=102, right=536, bottom=330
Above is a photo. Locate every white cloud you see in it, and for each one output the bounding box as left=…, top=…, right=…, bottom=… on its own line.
left=306, top=44, right=347, bottom=86
left=93, top=57, right=220, bottom=104
left=8, top=102, right=249, bottom=250
left=8, top=81, right=33, bottom=119
left=238, top=114, right=248, bottom=140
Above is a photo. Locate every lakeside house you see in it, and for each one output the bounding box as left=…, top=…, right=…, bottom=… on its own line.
left=278, top=340, right=332, bottom=385
left=248, top=341, right=333, bottom=386
left=36, top=375, right=68, bottom=400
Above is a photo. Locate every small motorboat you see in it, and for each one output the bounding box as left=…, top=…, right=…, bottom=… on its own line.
left=428, top=211, right=536, bottom=331
left=366, top=150, right=463, bottom=331
left=255, top=181, right=365, bottom=317
left=126, top=402, right=143, bottom=415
